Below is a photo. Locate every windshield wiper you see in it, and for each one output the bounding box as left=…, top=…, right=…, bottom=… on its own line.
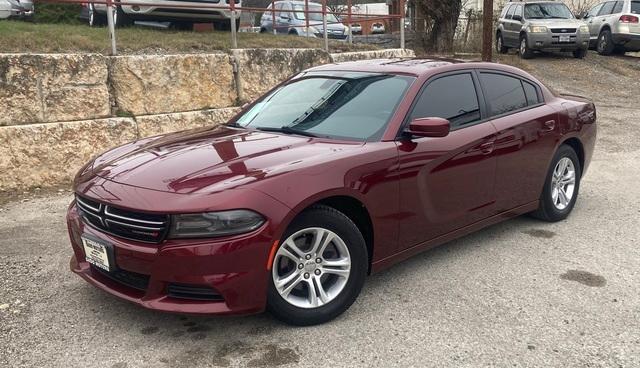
left=254, top=126, right=319, bottom=138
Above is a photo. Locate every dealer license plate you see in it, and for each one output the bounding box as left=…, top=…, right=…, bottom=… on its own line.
left=82, top=236, right=111, bottom=271
left=559, top=35, right=571, bottom=43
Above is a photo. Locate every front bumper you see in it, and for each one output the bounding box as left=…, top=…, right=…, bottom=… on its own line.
left=527, top=32, right=589, bottom=51
left=67, top=202, right=274, bottom=315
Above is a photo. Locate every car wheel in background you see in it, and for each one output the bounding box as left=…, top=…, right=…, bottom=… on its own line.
left=519, top=35, right=534, bottom=59
left=596, top=29, right=615, bottom=55
left=572, top=48, right=587, bottom=59
left=496, top=33, right=508, bottom=54
left=531, top=145, right=581, bottom=222
left=213, top=18, right=240, bottom=31
left=171, top=21, right=193, bottom=31
left=112, top=2, right=133, bottom=28
left=267, top=205, right=368, bottom=326
left=88, top=3, right=106, bottom=27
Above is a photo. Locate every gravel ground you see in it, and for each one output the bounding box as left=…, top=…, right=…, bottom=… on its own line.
left=1, top=51, right=639, bottom=368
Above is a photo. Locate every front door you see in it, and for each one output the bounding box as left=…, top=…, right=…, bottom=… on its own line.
left=396, top=72, right=498, bottom=249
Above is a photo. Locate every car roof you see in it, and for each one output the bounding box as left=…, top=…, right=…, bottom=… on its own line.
left=306, top=58, right=528, bottom=78
left=275, top=0, right=322, bottom=5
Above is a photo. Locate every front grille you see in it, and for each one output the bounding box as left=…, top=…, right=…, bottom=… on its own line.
left=92, top=266, right=150, bottom=291
left=167, top=283, right=224, bottom=301
left=551, top=28, right=577, bottom=33
left=76, top=195, right=169, bottom=243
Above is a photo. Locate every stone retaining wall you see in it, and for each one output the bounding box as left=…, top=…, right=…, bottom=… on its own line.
left=0, top=48, right=415, bottom=192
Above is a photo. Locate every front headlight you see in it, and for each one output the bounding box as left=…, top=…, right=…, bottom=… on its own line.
left=529, top=26, right=548, bottom=33
left=579, top=25, right=589, bottom=33
left=168, top=210, right=265, bottom=239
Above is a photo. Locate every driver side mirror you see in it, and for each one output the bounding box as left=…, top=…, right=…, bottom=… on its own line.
left=405, top=117, right=450, bottom=138
left=512, top=14, right=523, bottom=22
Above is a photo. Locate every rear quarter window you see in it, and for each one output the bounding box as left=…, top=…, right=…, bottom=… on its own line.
left=632, top=1, right=640, bottom=13
left=480, top=73, right=528, bottom=116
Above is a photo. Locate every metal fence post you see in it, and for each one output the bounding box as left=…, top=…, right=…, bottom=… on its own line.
left=322, top=0, right=328, bottom=52
left=230, top=0, right=238, bottom=48
left=347, top=0, right=352, bottom=44
left=305, top=0, right=310, bottom=38
left=399, top=0, right=405, bottom=49
left=271, top=0, right=277, bottom=35
left=106, top=0, right=117, bottom=55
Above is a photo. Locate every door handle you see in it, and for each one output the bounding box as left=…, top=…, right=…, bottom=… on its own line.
left=479, top=141, right=495, bottom=155
left=542, top=120, right=556, bottom=132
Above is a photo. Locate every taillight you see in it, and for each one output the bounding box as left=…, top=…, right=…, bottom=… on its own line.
left=619, top=15, right=639, bottom=23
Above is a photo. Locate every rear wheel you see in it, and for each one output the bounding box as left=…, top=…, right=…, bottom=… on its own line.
left=519, top=35, right=534, bottom=59
left=496, top=33, right=508, bottom=54
left=597, top=29, right=615, bottom=55
left=267, top=205, right=367, bottom=326
left=531, top=145, right=581, bottom=222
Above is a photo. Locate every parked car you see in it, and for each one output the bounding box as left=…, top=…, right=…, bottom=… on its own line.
left=581, top=0, right=640, bottom=55
left=68, top=58, right=596, bottom=326
left=1, top=0, right=33, bottom=19
left=370, top=21, right=385, bottom=34
left=260, top=0, right=347, bottom=39
left=496, top=0, right=590, bottom=59
left=83, top=0, right=241, bottom=30
left=350, top=23, right=362, bottom=35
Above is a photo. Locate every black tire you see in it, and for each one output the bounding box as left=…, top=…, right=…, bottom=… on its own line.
left=88, top=3, right=106, bottom=27
left=573, top=48, right=587, bottom=59
left=213, top=18, right=240, bottom=31
left=171, top=21, right=193, bottom=31
left=519, top=34, right=534, bottom=59
left=113, top=4, right=133, bottom=28
left=267, top=205, right=368, bottom=326
left=496, top=32, right=508, bottom=54
left=596, top=29, right=615, bottom=55
left=530, top=145, right=582, bottom=222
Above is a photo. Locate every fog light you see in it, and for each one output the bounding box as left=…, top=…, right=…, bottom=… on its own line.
left=132, top=5, right=140, bottom=11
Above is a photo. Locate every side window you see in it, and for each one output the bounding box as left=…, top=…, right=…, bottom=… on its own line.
left=598, top=1, right=616, bottom=15
left=410, top=73, right=481, bottom=129
left=514, top=4, right=523, bottom=18
left=501, top=5, right=512, bottom=18
left=480, top=73, right=528, bottom=116
left=506, top=5, right=516, bottom=19
left=280, top=3, right=292, bottom=18
left=522, top=81, right=540, bottom=106
left=587, top=3, right=603, bottom=17
left=612, top=1, right=624, bottom=13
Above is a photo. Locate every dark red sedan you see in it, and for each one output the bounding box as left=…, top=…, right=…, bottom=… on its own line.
left=68, top=59, right=596, bottom=325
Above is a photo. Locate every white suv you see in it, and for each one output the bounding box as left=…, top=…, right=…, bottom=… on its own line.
left=87, top=0, right=241, bottom=30
left=583, top=0, right=640, bottom=54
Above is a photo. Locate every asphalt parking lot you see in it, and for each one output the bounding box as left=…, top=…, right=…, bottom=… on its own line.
left=1, top=51, right=639, bottom=368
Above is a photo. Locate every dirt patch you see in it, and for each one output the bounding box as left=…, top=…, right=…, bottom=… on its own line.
left=560, top=270, right=607, bottom=287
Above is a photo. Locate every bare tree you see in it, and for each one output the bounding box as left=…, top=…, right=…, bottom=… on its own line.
left=415, top=0, right=463, bottom=52
left=563, top=0, right=599, bottom=15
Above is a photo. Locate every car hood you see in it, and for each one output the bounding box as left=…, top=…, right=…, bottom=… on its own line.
left=78, top=125, right=362, bottom=195
left=527, top=19, right=585, bottom=28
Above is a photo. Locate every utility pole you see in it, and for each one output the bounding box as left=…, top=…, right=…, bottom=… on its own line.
left=481, top=0, right=494, bottom=61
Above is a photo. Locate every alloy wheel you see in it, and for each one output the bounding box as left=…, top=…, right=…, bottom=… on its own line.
left=551, top=157, right=576, bottom=210
left=520, top=38, right=527, bottom=55
left=272, top=227, right=351, bottom=309
left=497, top=37, right=503, bottom=52
left=598, top=34, right=607, bottom=53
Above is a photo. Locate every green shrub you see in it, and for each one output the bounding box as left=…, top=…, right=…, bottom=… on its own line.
left=34, top=3, right=83, bottom=24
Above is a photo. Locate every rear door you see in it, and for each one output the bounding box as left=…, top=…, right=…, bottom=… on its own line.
left=585, top=2, right=605, bottom=42
left=478, top=71, right=560, bottom=212
left=503, top=5, right=518, bottom=46
left=396, top=71, right=498, bottom=249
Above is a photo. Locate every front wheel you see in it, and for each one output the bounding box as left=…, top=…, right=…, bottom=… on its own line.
left=531, top=145, right=581, bottom=222
left=597, top=29, right=615, bottom=55
left=267, top=205, right=367, bottom=326
left=496, top=33, right=508, bottom=54
left=519, top=35, right=534, bottom=59
left=573, top=48, right=587, bottom=59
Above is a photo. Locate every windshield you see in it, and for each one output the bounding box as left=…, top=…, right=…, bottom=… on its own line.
left=632, top=1, right=640, bottom=14
left=234, top=73, right=414, bottom=141
left=524, top=3, right=573, bottom=19
left=293, top=5, right=339, bottom=23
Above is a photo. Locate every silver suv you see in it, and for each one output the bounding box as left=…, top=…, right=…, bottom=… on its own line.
left=582, top=0, right=640, bottom=55
left=496, top=0, right=590, bottom=59
left=260, top=1, right=348, bottom=39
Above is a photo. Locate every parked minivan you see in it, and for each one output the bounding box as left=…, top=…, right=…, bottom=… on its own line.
left=260, top=0, right=348, bottom=39
left=582, top=0, right=640, bottom=55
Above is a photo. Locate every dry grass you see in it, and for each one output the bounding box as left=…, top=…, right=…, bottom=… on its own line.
left=0, top=21, right=377, bottom=54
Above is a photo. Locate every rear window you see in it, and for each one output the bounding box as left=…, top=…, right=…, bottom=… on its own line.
left=632, top=1, right=640, bottom=13
left=480, top=73, right=528, bottom=116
